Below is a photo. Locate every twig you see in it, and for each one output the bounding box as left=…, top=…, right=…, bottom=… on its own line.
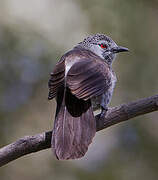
left=0, top=94, right=158, bottom=167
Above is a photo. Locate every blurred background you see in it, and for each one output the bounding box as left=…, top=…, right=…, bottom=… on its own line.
left=0, top=0, right=158, bottom=179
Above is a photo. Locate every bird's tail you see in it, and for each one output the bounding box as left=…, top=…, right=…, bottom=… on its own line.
left=51, top=87, right=96, bottom=160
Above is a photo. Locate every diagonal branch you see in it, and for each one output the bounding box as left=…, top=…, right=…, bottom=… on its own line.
left=0, top=94, right=158, bottom=167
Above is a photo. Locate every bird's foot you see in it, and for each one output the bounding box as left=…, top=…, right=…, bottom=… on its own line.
left=99, top=107, right=108, bottom=121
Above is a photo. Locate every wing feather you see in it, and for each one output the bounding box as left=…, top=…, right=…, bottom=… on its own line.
left=48, top=60, right=65, bottom=100
left=67, top=58, right=111, bottom=100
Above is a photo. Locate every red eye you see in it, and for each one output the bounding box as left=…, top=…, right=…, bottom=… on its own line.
left=99, top=43, right=107, bottom=49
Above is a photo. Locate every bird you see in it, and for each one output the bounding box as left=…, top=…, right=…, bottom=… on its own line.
left=48, top=33, right=128, bottom=160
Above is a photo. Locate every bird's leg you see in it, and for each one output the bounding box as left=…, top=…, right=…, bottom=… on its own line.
left=99, top=106, right=108, bottom=120
left=99, top=96, right=108, bottom=120
left=99, top=92, right=111, bottom=120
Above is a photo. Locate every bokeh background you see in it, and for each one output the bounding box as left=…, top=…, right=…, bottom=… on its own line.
left=0, top=0, right=158, bottom=179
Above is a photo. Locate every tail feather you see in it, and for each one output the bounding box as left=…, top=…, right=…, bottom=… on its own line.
left=52, top=88, right=96, bottom=160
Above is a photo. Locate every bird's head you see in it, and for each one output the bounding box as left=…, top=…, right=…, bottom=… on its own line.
left=78, top=33, right=129, bottom=65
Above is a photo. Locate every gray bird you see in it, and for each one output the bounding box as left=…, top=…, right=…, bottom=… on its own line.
left=48, top=33, right=128, bottom=160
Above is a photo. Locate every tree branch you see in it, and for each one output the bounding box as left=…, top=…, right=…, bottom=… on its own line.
left=0, top=94, right=158, bottom=167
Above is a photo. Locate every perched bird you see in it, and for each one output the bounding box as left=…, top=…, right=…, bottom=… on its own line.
left=48, top=33, right=128, bottom=160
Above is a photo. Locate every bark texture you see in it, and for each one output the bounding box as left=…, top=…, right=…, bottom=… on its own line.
left=0, top=94, right=158, bottom=167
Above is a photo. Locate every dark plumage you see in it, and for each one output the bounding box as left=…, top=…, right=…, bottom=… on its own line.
left=48, top=34, right=128, bottom=160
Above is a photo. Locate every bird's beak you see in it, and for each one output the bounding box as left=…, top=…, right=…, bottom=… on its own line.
left=112, top=46, right=129, bottom=53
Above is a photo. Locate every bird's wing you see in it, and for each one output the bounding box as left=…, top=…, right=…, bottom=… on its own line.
left=67, top=58, right=111, bottom=101
left=48, top=60, right=65, bottom=100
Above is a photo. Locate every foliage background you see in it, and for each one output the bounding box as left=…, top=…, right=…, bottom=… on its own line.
left=0, top=0, right=158, bottom=179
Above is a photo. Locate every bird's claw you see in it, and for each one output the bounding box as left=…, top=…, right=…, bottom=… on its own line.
left=99, top=107, right=108, bottom=120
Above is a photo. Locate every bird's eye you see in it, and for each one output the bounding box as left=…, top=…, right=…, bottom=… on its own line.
left=99, top=43, right=107, bottom=49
